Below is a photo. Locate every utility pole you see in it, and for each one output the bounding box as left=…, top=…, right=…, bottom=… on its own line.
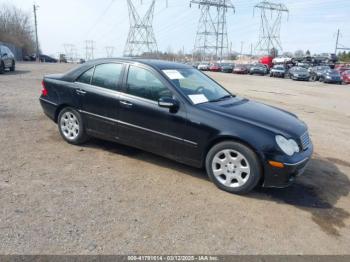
left=334, top=29, right=350, bottom=54
left=240, top=41, right=244, bottom=56
left=191, top=0, right=235, bottom=62
left=106, top=46, right=115, bottom=58
left=33, top=4, right=40, bottom=62
left=335, top=29, right=340, bottom=54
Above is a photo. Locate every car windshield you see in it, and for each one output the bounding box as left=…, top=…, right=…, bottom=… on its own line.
left=162, top=68, right=231, bottom=104
left=274, top=66, right=284, bottom=70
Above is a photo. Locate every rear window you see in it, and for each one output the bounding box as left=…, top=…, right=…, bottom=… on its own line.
left=77, top=67, right=94, bottom=84
left=91, top=63, right=123, bottom=90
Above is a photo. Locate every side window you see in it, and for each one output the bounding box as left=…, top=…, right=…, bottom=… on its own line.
left=77, top=67, right=94, bottom=84
left=91, top=63, right=123, bottom=90
left=126, top=66, right=172, bottom=101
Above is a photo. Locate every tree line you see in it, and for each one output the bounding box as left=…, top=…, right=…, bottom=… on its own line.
left=0, top=4, right=36, bottom=56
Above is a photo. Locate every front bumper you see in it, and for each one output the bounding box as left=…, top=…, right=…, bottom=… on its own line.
left=324, top=77, right=341, bottom=83
left=262, top=142, right=313, bottom=188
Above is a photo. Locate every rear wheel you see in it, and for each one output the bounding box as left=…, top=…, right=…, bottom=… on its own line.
left=58, top=107, right=88, bottom=145
left=205, top=141, right=262, bottom=194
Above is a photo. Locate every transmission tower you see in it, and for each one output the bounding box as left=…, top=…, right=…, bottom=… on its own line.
left=85, top=40, right=95, bottom=61
left=63, top=44, right=75, bottom=63
left=106, top=46, right=115, bottom=58
left=254, top=1, right=289, bottom=55
left=124, top=0, right=158, bottom=57
left=191, top=0, right=234, bottom=61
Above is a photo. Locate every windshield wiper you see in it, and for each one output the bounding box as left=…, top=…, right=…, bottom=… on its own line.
left=209, top=94, right=233, bottom=103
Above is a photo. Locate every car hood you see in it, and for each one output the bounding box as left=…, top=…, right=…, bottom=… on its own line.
left=271, top=69, right=285, bottom=72
left=199, top=97, right=306, bottom=138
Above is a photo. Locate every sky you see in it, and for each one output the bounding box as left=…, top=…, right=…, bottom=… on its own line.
left=1, top=0, right=349, bottom=58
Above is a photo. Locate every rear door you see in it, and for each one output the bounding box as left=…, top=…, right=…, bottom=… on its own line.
left=75, top=63, right=124, bottom=140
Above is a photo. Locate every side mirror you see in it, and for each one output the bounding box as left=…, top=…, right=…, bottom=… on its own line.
left=158, top=97, right=179, bottom=112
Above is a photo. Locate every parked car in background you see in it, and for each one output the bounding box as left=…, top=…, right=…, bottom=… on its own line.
left=220, top=63, right=234, bottom=73
left=335, top=65, right=350, bottom=74
left=39, top=54, right=58, bottom=63
left=209, top=63, right=221, bottom=72
left=233, top=64, right=248, bottom=74
left=269, top=65, right=287, bottom=78
left=341, top=70, right=350, bottom=84
left=39, top=58, right=313, bottom=194
left=309, top=65, right=330, bottom=81
left=0, top=44, right=15, bottom=73
left=288, top=67, right=310, bottom=81
left=197, top=63, right=210, bottom=71
left=249, top=64, right=268, bottom=76
left=319, top=69, right=342, bottom=84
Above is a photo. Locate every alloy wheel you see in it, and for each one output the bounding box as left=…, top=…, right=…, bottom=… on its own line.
left=211, top=149, right=251, bottom=188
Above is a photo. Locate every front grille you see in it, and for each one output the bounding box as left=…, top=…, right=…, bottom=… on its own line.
left=300, top=131, right=310, bottom=150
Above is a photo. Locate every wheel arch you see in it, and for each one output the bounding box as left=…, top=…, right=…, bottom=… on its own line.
left=54, top=104, right=74, bottom=123
left=203, top=135, right=265, bottom=183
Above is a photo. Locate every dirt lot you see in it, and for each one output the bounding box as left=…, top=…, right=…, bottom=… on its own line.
left=0, top=63, right=350, bottom=254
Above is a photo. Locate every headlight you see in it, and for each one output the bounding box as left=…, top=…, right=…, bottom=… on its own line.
left=295, top=74, right=299, bottom=77
left=275, top=135, right=300, bottom=156
left=326, top=75, right=332, bottom=79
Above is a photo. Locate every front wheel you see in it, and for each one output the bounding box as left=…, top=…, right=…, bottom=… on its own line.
left=58, top=107, right=88, bottom=145
left=205, top=141, right=262, bottom=194
left=0, top=62, right=4, bottom=74
left=9, top=60, right=15, bottom=71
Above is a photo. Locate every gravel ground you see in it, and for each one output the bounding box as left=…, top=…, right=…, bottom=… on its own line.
left=0, top=62, right=349, bottom=254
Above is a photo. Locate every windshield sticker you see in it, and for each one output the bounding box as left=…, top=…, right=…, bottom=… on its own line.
left=162, top=70, right=184, bottom=80
left=188, top=94, right=208, bottom=104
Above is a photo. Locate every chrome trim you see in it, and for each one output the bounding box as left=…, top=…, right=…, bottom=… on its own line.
left=284, top=157, right=309, bottom=166
left=79, top=110, right=198, bottom=146
left=79, top=110, right=118, bottom=123
left=39, top=97, right=58, bottom=106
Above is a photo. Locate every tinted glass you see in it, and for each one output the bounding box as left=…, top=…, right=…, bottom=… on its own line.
left=91, top=63, right=123, bottom=90
left=127, top=66, right=172, bottom=101
left=164, top=68, right=230, bottom=103
left=77, top=67, right=94, bottom=84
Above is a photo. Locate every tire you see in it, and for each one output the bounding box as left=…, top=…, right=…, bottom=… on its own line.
left=9, top=60, right=15, bottom=72
left=0, top=62, right=4, bottom=74
left=57, top=107, right=88, bottom=145
left=205, top=141, right=262, bottom=194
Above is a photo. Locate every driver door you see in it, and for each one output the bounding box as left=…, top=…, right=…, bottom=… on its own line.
left=118, top=64, right=188, bottom=161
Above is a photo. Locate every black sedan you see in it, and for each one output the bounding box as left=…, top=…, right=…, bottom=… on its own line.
left=319, top=69, right=342, bottom=84
left=288, top=67, right=310, bottom=81
left=220, top=63, right=234, bottom=73
left=249, top=64, right=268, bottom=75
left=309, top=65, right=330, bottom=81
left=39, top=58, right=313, bottom=194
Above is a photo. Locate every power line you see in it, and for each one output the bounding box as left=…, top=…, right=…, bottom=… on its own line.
left=124, top=0, right=159, bottom=57
left=190, top=0, right=235, bottom=62
left=254, top=1, right=289, bottom=55
left=85, top=40, right=95, bottom=60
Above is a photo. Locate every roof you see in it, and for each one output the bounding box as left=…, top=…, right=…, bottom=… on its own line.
left=83, top=58, right=192, bottom=70
left=62, top=58, right=192, bottom=82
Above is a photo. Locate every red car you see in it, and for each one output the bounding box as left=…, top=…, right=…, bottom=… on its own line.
left=233, top=65, right=248, bottom=74
left=341, top=70, right=350, bottom=84
left=335, top=65, right=350, bottom=74
left=209, top=63, right=221, bottom=72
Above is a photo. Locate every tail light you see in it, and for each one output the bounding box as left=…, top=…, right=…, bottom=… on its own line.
left=41, top=80, right=48, bottom=96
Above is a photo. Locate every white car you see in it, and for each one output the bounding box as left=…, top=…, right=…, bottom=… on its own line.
left=197, top=63, right=210, bottom=71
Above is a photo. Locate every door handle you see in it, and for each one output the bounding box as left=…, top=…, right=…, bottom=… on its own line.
left=76, top=89, right=86, bottom=95
left=120, top=100, right=133, bottom=107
